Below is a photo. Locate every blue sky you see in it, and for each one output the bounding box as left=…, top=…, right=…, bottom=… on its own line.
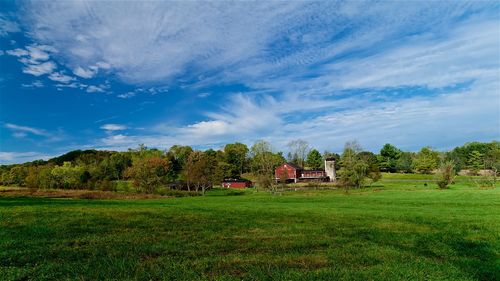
left=0, top=1, right=499, bottom=164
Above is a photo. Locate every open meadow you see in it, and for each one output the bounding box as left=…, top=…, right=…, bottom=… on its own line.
left=0, top=174, right=499, bottom=281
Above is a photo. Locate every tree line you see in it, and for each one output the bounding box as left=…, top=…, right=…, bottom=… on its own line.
left=0, top=140, right=498, bottom=193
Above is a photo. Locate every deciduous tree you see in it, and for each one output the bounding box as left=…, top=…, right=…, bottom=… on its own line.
left=412, top=147, right=439, bottom=174
left=338, top=141, right=368, bottom=190
left=224, top=142, right=249, bottom=177
left=125, top=157, right=170, bottom=193
left=287, top=139, right=310, bottom=167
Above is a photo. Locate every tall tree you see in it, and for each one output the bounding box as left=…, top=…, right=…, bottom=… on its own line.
left=183, top=151, right=213, bottom=194
left=378, top=143, right=401, bottom=172
left=224, top=142, right=249, bottom=177
left=468, top=150, right=484, bottom=175
left=338, top=141, right=368, bottom=190
left=250, top=140, right=282, bottom=192
left=395, top=152, right=414, bottom=173
left=413, top=147, right=439, bottom=174
left=287, top=139, right=310, bottom=167
left=124, top=157, right=170, bottom=193
left=306, top=149, right=323, bottom=170
left=359, top=151, right=381, bottom=185
left=168, top=145, right=193, bottom=173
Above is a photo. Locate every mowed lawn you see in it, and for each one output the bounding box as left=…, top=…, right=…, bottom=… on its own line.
left=0, top=175, right=499, bottom=280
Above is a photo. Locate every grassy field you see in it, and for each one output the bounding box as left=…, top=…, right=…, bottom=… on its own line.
left=0, top=174, right=499, bottom=280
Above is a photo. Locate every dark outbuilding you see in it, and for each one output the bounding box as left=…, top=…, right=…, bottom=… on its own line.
left=221, top=178, right=253, bottom=189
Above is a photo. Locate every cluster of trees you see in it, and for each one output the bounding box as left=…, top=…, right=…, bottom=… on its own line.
left=0, top=142, right=282, bottom=194
left=377, top=142, right=499, bottom=174
left=0, top=140, right=498, bottom=193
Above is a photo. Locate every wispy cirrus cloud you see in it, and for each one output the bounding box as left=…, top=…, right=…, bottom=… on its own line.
left=100, top=124, right=127, bottom=131
left=5, top=123, right=51, bottom=137
left=3, top=123, right=67, bottom=144
left=21, top=80, right=44, bottom=88
left=0, top=1, right=498, bottom=162
left=117, top=92, right=136, bottom=99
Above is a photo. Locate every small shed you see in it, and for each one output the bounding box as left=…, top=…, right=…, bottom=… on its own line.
left=221, top=178, right=252, bottom=189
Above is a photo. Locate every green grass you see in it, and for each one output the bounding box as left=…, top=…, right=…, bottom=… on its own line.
left=0, top=174, right=499, bottom=280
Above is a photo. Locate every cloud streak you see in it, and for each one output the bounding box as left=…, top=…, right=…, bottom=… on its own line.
left=5, top=123, right=51, bottom=137
left=0, top=1, right=498, bottom=163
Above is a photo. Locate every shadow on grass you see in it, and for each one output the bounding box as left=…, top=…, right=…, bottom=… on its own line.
left=0, top=197, right=133, bottom=207
left=341, top=220, right=499, bottom=281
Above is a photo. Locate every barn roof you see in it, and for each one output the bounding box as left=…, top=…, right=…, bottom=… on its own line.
left=282, top=162, right=303, bottom=169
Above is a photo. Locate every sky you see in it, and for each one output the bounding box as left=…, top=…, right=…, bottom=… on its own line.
left=0, top=1, right=499, bottom=164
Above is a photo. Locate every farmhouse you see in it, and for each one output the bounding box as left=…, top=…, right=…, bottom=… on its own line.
left=221, top=178, right=253, bottom=189
left=275, top=158, right=336, bottom=183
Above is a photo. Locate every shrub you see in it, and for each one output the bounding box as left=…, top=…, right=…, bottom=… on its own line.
left=436, top=161, right=455, bottom=189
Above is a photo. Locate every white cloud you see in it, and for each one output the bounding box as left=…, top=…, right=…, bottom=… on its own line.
left=0, top=15, right=20, bottom=37
left=22, top=61, right=56, bottom=76
left=6, top=48, right=29, bottom=57
left=73, top=66, right=97, bottom=78
left=48, top=72, right=75, bottom=83
left=21, top=80, right=44, bottom=88
left=7, top=44, right=60, bottom=77
left=117, top=92, right=136, bottom=99
left=95, top=61, right=111, bottom=69
left=0, top=151, right=53, bottom=164
left=100, top=124, right=127, bottom=131
left=86, top=85, right=105, bottom=93
left=4, top=123, right=51, bottom=137
left=20, top=1, right=495, bottom=87
left=25, top=44, right=52, bottom=61
left=54, top=82, right=87, bottom=89
left=3, top=2, right=498, bottom=153
left=197, top=92, right=211, bottom=98
left=20, top=1, right=316, bottom=83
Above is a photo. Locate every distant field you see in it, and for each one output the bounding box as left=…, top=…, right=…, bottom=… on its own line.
left=0, top=174, right=499, bottom=280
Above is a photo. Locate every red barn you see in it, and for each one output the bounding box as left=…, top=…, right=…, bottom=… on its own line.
left=275, top=163, right=303, bottom=183
left=275, top=163, right=330, bottom=183
left=221, top=179, right=252, bottom=189
left=301, top=170, right=327, bottom=180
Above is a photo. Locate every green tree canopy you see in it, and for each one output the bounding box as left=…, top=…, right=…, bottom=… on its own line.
left=412, top=147, right=439, bottom=174
left=378, top=143, right=401, bottom=172
left=125, top=157, right=171, bottom=193
left=224, top=142, right=249, bottom=177
left=338, top=141, right=369, bottom=190
left=306, top=149, right=323, bottom=170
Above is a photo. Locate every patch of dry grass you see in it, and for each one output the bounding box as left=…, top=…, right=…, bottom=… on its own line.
left=0, top=187, right=169, bottom=200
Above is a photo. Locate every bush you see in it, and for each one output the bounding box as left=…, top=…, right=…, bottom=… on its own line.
left=98, top=179, right=116, bottom=192
left=436, top=161, right=455, bottom=189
